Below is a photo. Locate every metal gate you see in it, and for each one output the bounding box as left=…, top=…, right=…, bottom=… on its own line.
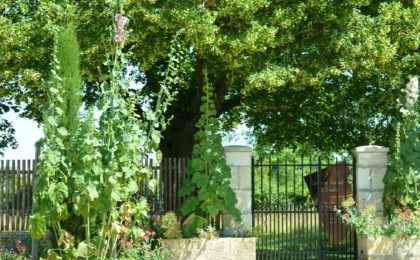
left=252, top=154, right=357, bottom=259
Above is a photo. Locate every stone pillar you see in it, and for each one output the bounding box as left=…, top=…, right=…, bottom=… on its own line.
left=223, top=145, right=253, bottom=235
left=353, top=145, right=389, bottom=216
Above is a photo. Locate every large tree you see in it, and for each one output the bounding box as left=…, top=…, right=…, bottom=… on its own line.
left=1, top=0, right=419, bottom=156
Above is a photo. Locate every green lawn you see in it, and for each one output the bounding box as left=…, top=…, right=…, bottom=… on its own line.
left=254, top=212, right=355, bottom=260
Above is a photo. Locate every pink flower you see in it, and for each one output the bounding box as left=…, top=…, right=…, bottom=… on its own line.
left=394, top=208, right=402, bottom=213
left=117, top=234, right=121, bottom=240
left=161, top=250, right=166, bottom=255
left=145, top=230, right=151, bottom=235
left=153, top=222, right=157, bottom=226
left=158, top=237, right=163, bottom=241
left=143, top=245, right=150, bottom=251
left=144, top=236, right=150, bottom=242
left=15, top=240, right=22, bottom=245
left=21, top=246, right=28, bottom=252
left=115, top=14, right=123, bottom=22
left=406, top=209, right=412, bottom=216
left=343, top=213, right=350, bottom=219
left=114, top=34, right=123, bottom=42
left=357, top=205, right=363, bottom=210
left=416, top=209, right=420, bottom=213
left=120, top=239, right=125, bottom=245
left=125, top=242, right=133, bottom=248
left=118, top=20, right=127, bottom=30
left=383, top=224, right=387, bottom=227
left=152, top=231, right=156, bottom=236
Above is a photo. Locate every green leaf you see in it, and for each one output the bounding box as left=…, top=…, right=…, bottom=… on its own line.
left=29, top=213, right=46, bottom=239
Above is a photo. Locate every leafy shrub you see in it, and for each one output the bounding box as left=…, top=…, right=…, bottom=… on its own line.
left=337, top=197, right=420, bottom=238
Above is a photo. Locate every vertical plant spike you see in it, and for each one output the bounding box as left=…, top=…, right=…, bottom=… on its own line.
left=54, top=25, right=83, bottom=138
left=178, top=74, right=241, bottom=236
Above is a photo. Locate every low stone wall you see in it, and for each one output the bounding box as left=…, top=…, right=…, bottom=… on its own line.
left=162, top=237, right=256, bottom=260
left=358, top=235, right=420, bottom=260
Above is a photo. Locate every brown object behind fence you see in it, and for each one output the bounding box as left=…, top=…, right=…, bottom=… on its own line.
left=304, top=161, right=353, bottom=245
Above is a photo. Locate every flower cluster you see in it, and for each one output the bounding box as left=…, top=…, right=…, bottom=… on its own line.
left=405, top=77, right=419, bottom=108
left=337, top=197, right=420, bottom=238
left=113, top=14, right=128, bottom=43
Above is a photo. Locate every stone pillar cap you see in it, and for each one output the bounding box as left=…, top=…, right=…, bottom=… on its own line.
left=224, top=145, right=253, bottom=152
left=353, top=145, right=389, bottom=153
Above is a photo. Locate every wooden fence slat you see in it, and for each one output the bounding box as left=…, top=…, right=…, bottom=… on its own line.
left=6, top=160, right=10, bottom=231
left=1, top=160, right=4, bottom=230
left=27, top=160, right=31, bottom=219
left=22, top=160, right=26, bottom=230
left=11, top=160, right=16, bottom=231
left=17, top=160, right=21, bottom=230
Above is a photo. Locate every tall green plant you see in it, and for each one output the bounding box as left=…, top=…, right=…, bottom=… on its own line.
left=384, top=77, right=420, bottom=213
left=30, top=15, right=184, bottom=259
left=178, top=75, right=241, bottom=237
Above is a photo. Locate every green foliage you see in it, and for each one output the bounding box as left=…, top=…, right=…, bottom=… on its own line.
left=1, top=1, right=419, bottom=156
left=181, top=214, right=208, bottom=238
left=178, top=78, right=241, bottom=235
left=31, top=16, right=179, bottom=259
left=53, top=25, right=83, bottom=138
left=384, top=77, right=420, bottom=213
left=161, top=212, right=181, bottom=239
left=338, top=198, right=420, bottom=238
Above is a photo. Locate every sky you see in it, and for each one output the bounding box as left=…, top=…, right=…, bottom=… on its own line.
left=1, top=110, right=43, bottom=160
left=1, top=110, right=251, bottom=160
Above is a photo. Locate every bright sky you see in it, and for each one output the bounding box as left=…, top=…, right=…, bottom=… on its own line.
left=1, top=110, right=43, bottom=160
left=1, top=110, right=250, bottom=160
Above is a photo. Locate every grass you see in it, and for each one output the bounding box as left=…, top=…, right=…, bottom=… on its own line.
left=254, top=212, right=356, bottom=260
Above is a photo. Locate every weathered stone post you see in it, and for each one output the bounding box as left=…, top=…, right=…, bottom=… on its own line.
left=353, top=145, right=389, bottom=216
left=223, top=145, right=253, bottom=235
left=354, top=145, right=389, bottom=260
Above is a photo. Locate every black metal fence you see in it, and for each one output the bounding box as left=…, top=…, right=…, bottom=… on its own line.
left=252, top=155, right=357, bottom=260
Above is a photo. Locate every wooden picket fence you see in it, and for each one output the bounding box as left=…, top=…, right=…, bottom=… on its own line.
left=0, top=157, right=190, bottom=232
left=0, top=159, right=37, bottom=231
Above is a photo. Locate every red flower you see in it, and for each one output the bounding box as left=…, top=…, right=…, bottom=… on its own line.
left=406, top=209, right=412, bottom=216
left=21, top=246, right=28, bottom=252
left=343, top=213, right=350, bottom=219
left=15, top=240, right=22, bottom=246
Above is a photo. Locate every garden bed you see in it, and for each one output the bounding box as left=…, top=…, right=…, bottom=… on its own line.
left=358, top=235, right=419, bottom=260
left=162, top=237, right=256, bottom=260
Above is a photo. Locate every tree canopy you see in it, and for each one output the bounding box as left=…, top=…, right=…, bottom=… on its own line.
left=1, top=0, right=419, bottom=156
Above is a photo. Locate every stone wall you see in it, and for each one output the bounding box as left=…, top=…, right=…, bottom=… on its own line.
left=358, top=235, right=420, bottom=260
left=162, top=237, right=257, bottom=260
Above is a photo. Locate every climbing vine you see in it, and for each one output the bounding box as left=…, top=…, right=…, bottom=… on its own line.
left=178, top=73, right=241, bottom=237
left=384, top=77, right=420, bottom=214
